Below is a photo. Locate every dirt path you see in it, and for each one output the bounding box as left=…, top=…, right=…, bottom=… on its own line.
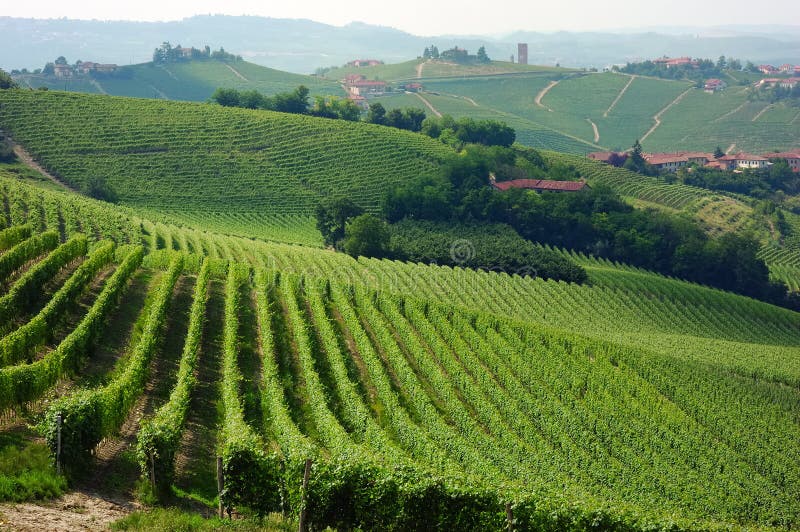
left=415, top=93, right=442, bottom=118
left=173, top=280, right=224, bottom=502
left=148, top=84, right=169, bottom=99
left=87, top=79, right=107, bottom=95
left=224, top=64, right=249, bottom=82
left=75, top=275, right=188, bottom=503
left=534, top=80, right=558, bottom=111
left=604, top=75, right=635, bottom=117
left=159, top=66, right=178, bottom=81
left=0, top=490, right=135, bottom=531
left=586, top=118, right=600, bottom=143
left=639, top=87, right=693, bottom=143
left=725, top=143, right=736, bottom=155
left=752, top=103, right=773, bottom=122
left=416, top=61, right=426, bottom=79
left=712, top=102, right=746, bottom=123
left=7, top=137, right=74, bottom=193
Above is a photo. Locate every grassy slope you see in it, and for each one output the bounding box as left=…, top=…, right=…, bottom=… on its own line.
left=0, top=90, right=452, bottom=241
left=13, top=60, right=341, bottom=102
left=0, top=165, right=797, bottom=386
left=1, top=173, right=799, bottom=527
left=321, top=59, right=571, bottom=82
left=408, top=70, right=800, bottom=153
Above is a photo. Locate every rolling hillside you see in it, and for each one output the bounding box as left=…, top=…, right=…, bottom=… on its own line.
left=321, top=59, right=571, bottom=82
left=410, top=70, right=800, bottom=153
left=13, top=59, right=341, bottom=102
left=0, top=162, right=798, bottom=528
left=2, top=88, right=797, bottom=283
left=0, top=90, right=452, bottom=242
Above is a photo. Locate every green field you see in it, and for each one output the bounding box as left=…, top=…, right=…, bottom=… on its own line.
left=4, top=41, right=800, bottom=530
left=322, top=59, right=571, bottom=82
left=0, top=85, right=799, bottom=527
left=368, top=64, right=800, bottom=153
left=14, top=60, right=341, bottom=102
left=0, top=168, right=798, bottom=528
left=0, top=90, right=452, bottom=242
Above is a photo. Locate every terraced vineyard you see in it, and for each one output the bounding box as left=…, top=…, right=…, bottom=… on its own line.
left=379, top=91, right=603, bottom=153
left=0, top=221, right=797, bottom=530
left=321, top=59, right=569, bottom=83
left=0, top=90, right=453, bottom=236
left=13, top=60, right=341, bottom=102
left=388, top=67, right=800, bottom=153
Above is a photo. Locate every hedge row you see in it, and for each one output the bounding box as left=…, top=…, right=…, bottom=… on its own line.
left=219, top=263, right=282, bottom=514
left=0, top=244, right=142, bottom=411
left=0, top=224, right=32, bottom=251
left=44, top=253, right=182, bottom=469
left=0, top=239, right=114, bottom=367
left=0, top=230, right=58, bottom=283
left=0, top=234, right=88, bottom=330
left=136, top=258, right=210, bottom=493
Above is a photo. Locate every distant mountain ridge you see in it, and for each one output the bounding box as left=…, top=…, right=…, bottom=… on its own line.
left=1, top=15, right=799, bottom=74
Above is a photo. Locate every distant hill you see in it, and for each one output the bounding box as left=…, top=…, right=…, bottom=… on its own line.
left=12, top=59, right=341, bottom=102
left=1, top=16, right=799, bottom=74
left=380, top=70, right=800, bottom=153
left=321, top=59, right=571, bottom=82
left=0, top=90, right=453, bottom=242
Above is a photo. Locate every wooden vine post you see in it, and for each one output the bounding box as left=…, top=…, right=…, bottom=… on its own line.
left=298, top=458, right=312, bottom=532
left=505, top=502, right=513, bottom=531
left=56, top=413, right=62, bottom=475
left=217, top=456, right=224, bottom=519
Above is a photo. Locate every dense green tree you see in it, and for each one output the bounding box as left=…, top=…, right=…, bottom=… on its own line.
left=81, top=176, right=118, bottom=203
left=366, top=102, right=386, bottom=125
left=315, top=197, right=364, bottom=247
left=0, top=69, right=16, bottom=90
left=477, top=46, right=490, bottom=63
left=343, top=214, right=391, bottom=258
left=211, top=88, right=241, bottom=107
left=713, top=146, right=724, bottom=158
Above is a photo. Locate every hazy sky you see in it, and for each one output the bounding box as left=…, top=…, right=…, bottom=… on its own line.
left=3, top=0, right=798, bottom=35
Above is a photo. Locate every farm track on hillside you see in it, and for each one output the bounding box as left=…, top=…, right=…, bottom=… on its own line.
left=8, top=138, right=74, bottom=193
left=534, top=80, right=558, bottom=111
left=640, top=87, right=693, bottom=143
left=604, top=75, right=636, bottom=117
left=713, top=102, right=747, bottom=123
left=587, top=118, right=600, bottom=143
left=224, top=64, right=249, bottom=82
left=752, top=104, right=774, bottom=122
left=416, top=93, right=442, bottom=117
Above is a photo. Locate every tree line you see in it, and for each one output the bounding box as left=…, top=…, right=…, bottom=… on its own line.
left=152, top=42, right=240, bottom=64
left=319, top=142, right=797, bottom=309
left=211, top=86, right=516, bottom=147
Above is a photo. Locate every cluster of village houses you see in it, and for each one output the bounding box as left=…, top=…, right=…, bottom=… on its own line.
left=589, top=150, right=800, bottom=173
left=341, top=65, right=423, bottom=107
left=52, top=61, right=119, bottom=78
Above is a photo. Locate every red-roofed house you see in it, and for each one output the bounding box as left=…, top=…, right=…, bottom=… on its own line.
left=53, top=64, right=73, bottom=78
left=767, top=152, right=800, bottom=172
left=759, top=64, right=778, bottom=74
left=346, top=59, right=383, bottom=67
left=652, top=57, right=696, bottom=68
left=587, top=151, right=628, bottom=165
left=645, top=153, right=689, bottom=171
left=344, top=74, right=366, bottom=84
left=779, top=78, right=800, bottom=89
left=491, top=178, right=589, bottom=192
left=779, top=64, right=794, bottom=73
left=704, top=78, right=727, bottom=92
left=346, top=80, right=388, bottom=96
left=757, top=78, right=783, bottom=87
left=719, top=153, right=770, bottom=170
left=403, top=82, right=423, bottom=92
